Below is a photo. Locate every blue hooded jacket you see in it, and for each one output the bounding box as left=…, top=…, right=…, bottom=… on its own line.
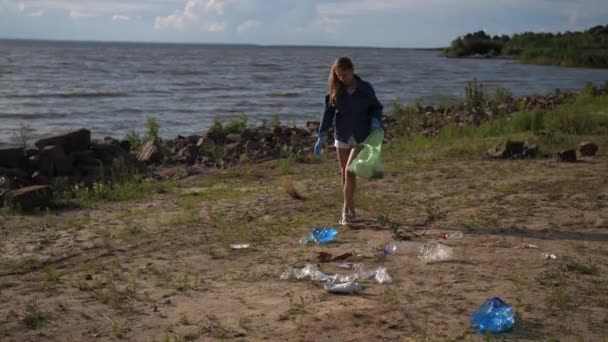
left=318, top=75, right=383, bottom=144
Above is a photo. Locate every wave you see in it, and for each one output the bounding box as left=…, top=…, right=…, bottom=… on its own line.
left=7, top=91, right=130, bottom=99
left=268, top=92, right=300, bottom=98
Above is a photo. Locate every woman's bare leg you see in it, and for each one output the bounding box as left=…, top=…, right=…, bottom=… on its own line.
left=336, top=147, right=352, bottom=212
left=344, top=146, right=362, bottom=213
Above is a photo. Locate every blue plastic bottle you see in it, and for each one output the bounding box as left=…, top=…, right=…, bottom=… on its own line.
left=300, top=227, right=338, bottom=245
left=470, top=297, right=515, bottom=333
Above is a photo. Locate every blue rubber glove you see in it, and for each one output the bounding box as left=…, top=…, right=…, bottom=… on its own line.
left=314, top=136, right=326, bottom=157
left=371, top=117, right=382, bottom=131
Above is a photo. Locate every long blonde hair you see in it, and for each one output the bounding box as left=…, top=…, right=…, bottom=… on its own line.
left=328, top=57, right=354, bottom=106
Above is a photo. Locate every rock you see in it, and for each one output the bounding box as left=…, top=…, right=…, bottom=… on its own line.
left=187, top=135, right=200, bottom=145
left=0, top=176, right=14, bottom=202
left=119, top=140, right=131, bottom=152
left=177, top=144, right=199, bottom=164
left=0, top=148, right=27, bottom=169
left=40, top=145, right=73, bottom=176
left=103, top=137, right=120, bottom=145
left=225, top=133, right=242, bottom=144
left=5, top=185, right=51, bottom=211
left=240, top=128, right=259, bottom=142
left=31, top=171, right=50, bottom=185
left=197, top=136, right=214, bottom=148
left=137, top=140, right=163, bottom=164
left=35, top=128, right=91, bottom=154
left=555, top=150, right=577, bottom=163
left=487, top=140, right=526, bottom=159
left=577, top=141, right=598, bottom=157
left=523, top=143, right=539, bottom=158
left=305, top=121, right=320, bottom=135
left=71, top=150, right=99, bottom=167
left=224, top=142, right=242, bottom=155
left=200, top=127, right=225, bottom=145
left=91, top=141, right=126, bottom=165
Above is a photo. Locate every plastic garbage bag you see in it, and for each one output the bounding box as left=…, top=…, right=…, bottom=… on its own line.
left=347, top=129, right=385, bottom=180
left=471, top=297, right=515, bottom=333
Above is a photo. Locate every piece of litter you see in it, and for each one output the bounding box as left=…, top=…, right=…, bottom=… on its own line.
left=471, top=297, right=515, bottom=333
left=336, top=262, right=356, bottom=269
left=324, top=280, right=364, bottom=294
left=230, top=243, right=250, bottom=250
left=374, top=267, right=392, bottom=284
left=542, top=253, right=557, bottom=260
left=515, top=244, right=539, bottom=249
left=317, top=252, right=353, bottom=263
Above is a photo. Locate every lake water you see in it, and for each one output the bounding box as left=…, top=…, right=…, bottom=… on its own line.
left=1, top=39, right=608, bottom=147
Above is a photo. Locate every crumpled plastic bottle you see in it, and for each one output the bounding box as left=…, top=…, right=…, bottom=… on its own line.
left=418, top=242, right=454, bottom=262
left=299, top=227, right=338, bottom=246
left=470, top=297, right=515, bottom=333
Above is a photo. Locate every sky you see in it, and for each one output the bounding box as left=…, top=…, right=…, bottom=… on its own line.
left=0, top=0, right=606, bottom=48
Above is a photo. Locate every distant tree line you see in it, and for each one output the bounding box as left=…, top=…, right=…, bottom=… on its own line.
left=443, top=25, right=608, bottom=68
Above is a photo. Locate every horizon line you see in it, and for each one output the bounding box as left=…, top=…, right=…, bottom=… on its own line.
left=0, top=37, right=445, bottom=50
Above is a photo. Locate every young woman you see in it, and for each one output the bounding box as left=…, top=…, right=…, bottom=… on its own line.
left=314, top=57, right=383, bottom=225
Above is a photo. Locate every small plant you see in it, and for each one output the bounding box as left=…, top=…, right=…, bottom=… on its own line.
left=270, top=114, right=281, bottom=127
left=23, top=300, right=44, bottom=330
left=12, top=122, right=34, bottom=150
left=43, top=266, right=61, bottom=287
left=465, top=78, right=486, bottom=111
left=224, top=113, right=248, bottom=134
left=277, top=159, right=293, bottom=176
left=125, top=129, right=143, bottom=151
left=145, top=116, right=160, bottom=142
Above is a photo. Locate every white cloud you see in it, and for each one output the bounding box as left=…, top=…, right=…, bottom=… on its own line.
left=206, top=22, right=225, bottom=32
left=28, top=9, right=43, bottom=16
left=112, top=14, right=130, bottom=21
left=0, top=0, right=25, bottom=15
left=236, top=19, right=260, bottom=33
left=155, top=0, right=226, bottom=31
left=70, top=9, right=95, bottom=19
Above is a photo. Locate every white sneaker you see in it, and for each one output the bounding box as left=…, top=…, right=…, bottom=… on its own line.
left=339, top=209, right=356, bottom=226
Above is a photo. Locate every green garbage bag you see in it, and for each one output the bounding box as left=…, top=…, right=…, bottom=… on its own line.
left=348, top=129, right=385, bottom=180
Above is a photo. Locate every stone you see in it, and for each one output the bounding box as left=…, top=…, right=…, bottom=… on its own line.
left=103, top=137, right=120, bottom=145
left=305, top=121, right=320, bottom=135
left=0, top=148, right=27, bottom=169
left=225, top=133, right=242, bottom=144
left=187, top=135, right=200, bottom=145
left=224, top=142, right=242, bottom=155
left=577, top=141, right=598, bottom=157
left=555, top=150, right=577, bottom=163
left=119, top=140, right=131, bottom=152
left=200, top=127, right=225, bottom=145
left=40, top=145, right=73, bottom=176
left=523, top=143, right=539, bottom=158
left=240, top=128, right=259, bottom=142
left=91, top=141, right=126, bottom=165
left=487, top=140, right=526, bottom=159
left=31, top=171, right=50, bottom=185
left=35, top=128, right=91, bottom=154
left=197, top=136, right=214, bottom=148
left=137, top=140, right=163, bottom=164
left=177, top=144, right=199, bottom=164
left=6, top=185, right=51, bottom=211
left=71, top=150, right=99, bottom=167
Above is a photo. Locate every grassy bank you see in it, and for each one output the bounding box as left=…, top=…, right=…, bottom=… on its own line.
left=443, top=25, right=608, bottom=68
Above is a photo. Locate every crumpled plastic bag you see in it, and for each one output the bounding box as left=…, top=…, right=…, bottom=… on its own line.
left=280, top=263, right=392, bottom=284
left=347, top=129, right=385, bottom=180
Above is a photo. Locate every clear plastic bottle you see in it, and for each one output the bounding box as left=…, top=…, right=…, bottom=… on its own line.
left=418, top=242, right=453, bottom=262
left=383, top=241, right=423, bottom=255
left=440, top=231, right=463, bottom=240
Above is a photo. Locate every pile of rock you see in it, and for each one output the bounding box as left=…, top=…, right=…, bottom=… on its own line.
left=162, top=124, right=319, bottom=166
left=555, top=141, right=599, bottom=163
left=0, top=129, right=135, bottom=209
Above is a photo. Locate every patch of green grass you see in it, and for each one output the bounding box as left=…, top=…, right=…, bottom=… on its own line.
left=42, top=266, right=61, bottom=288
left=23, top=301, right=44, bottom=330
